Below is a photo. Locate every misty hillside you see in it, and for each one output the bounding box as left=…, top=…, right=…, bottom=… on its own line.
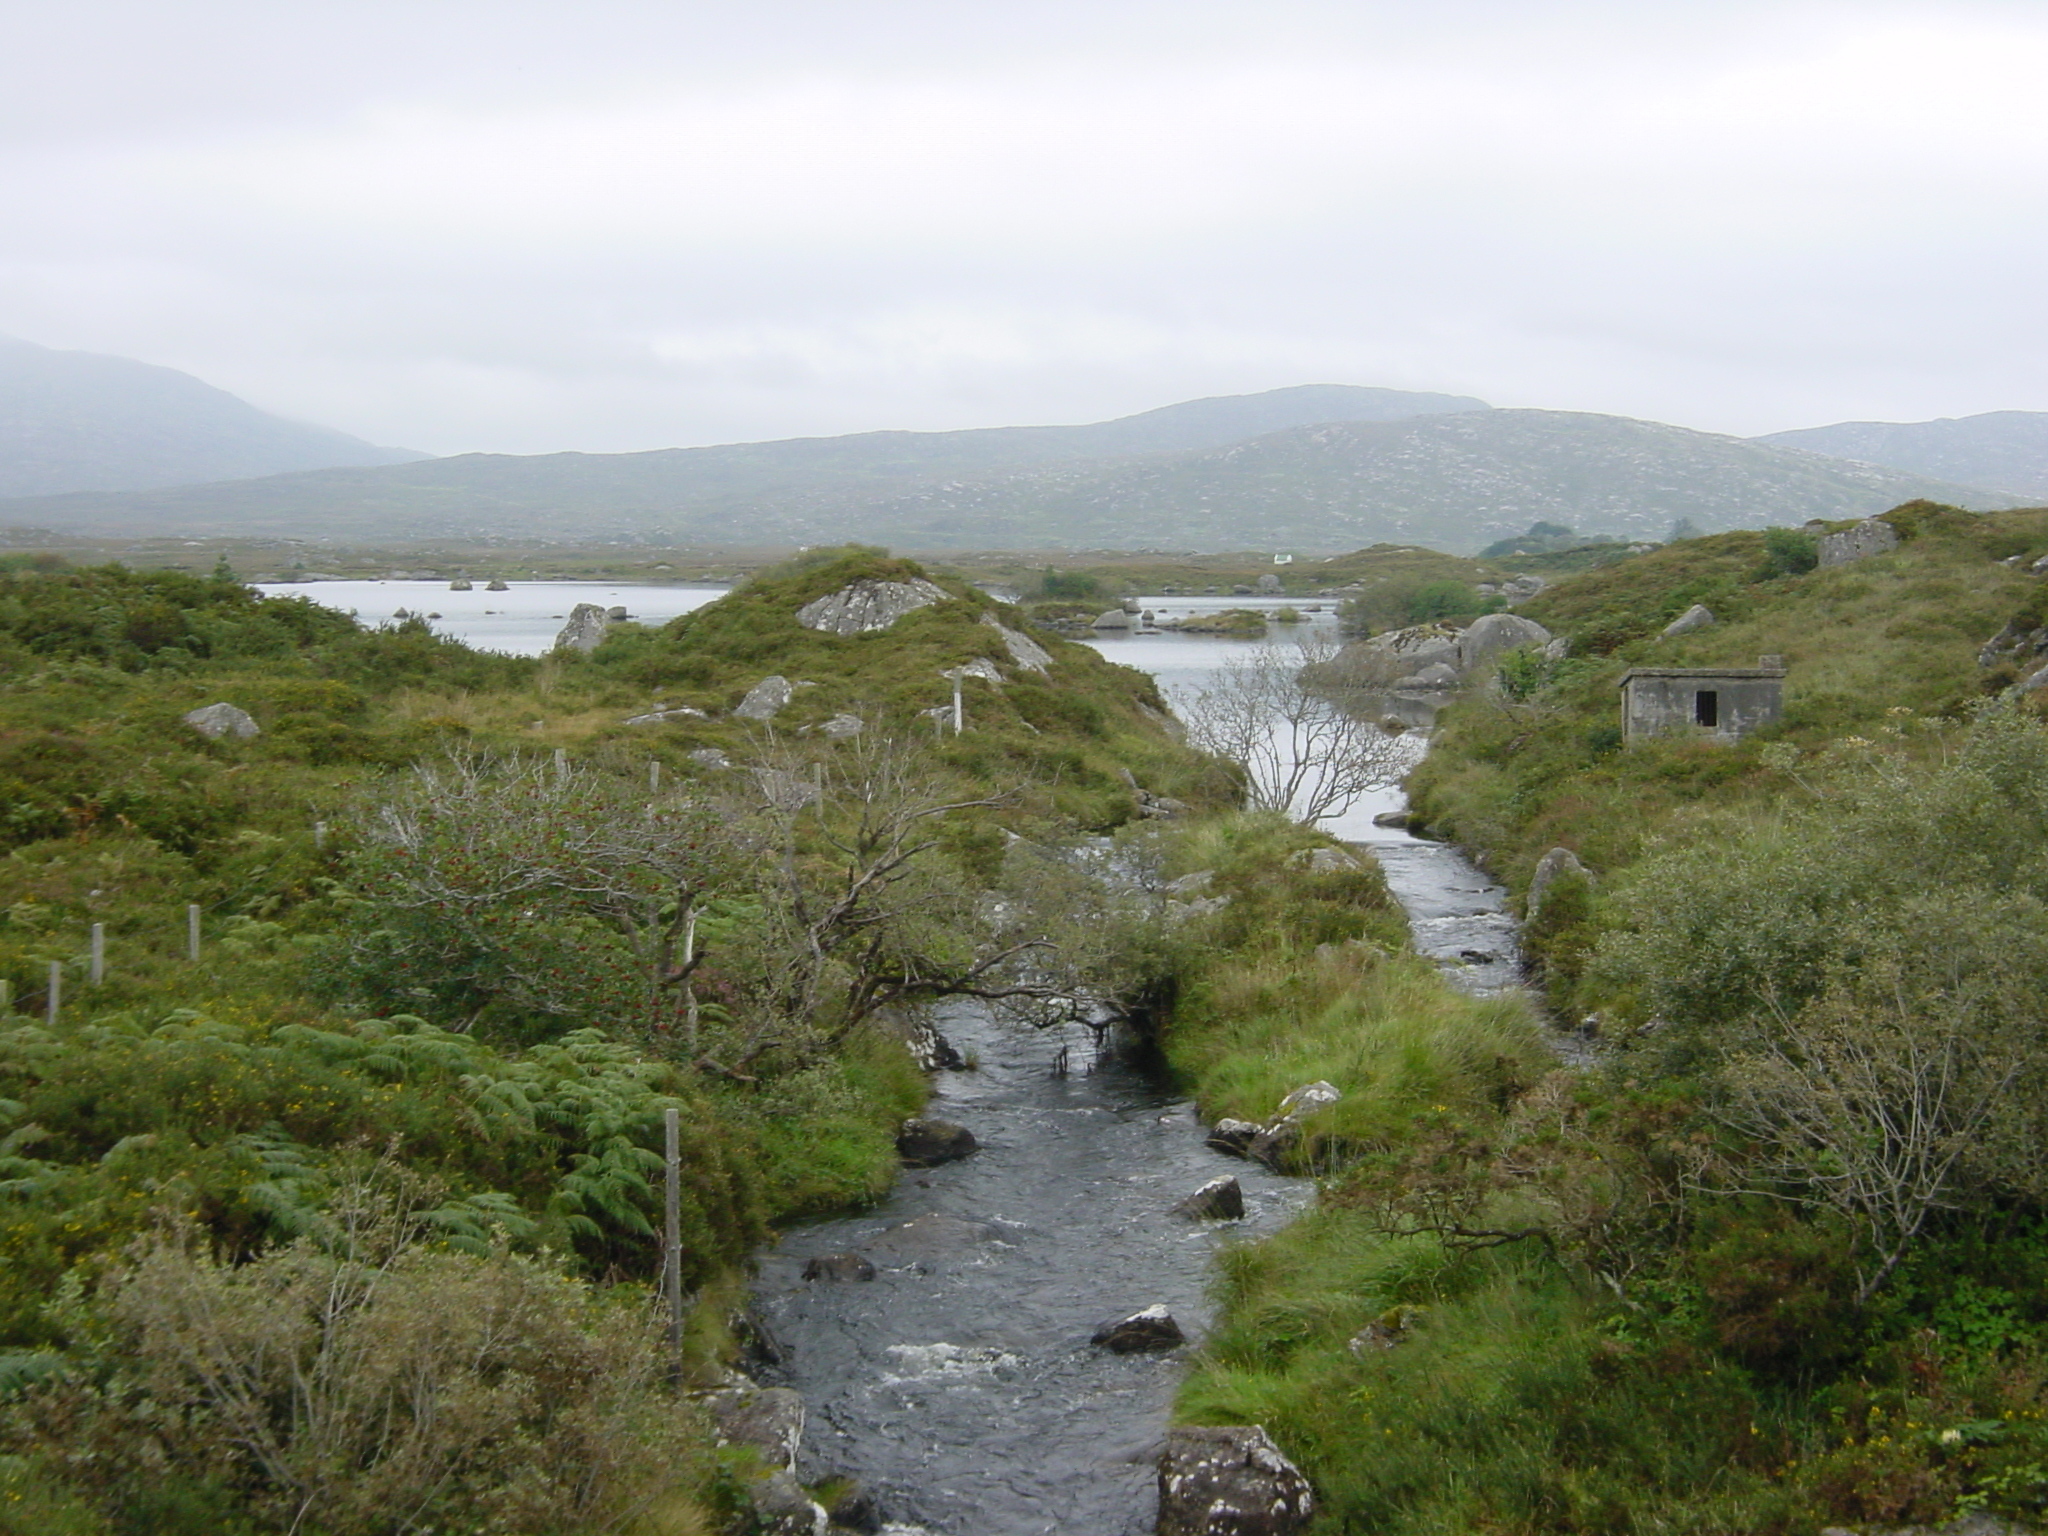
left=0, top=394, right=2012, bottom=552
left=1756, top=411, right=2048, bottom=501
left=0, top=383, right=1485, bottom=541
left=0, top=335, right=423, bottom=497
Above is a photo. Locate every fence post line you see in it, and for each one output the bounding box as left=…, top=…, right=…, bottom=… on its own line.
left=188, top=904, right=202, bottom=963
left=90, top=923, right=104, bottom=986
left=664, top=1106, right=684, bottom=1386
left=45, top=962, right=59, bottom=1025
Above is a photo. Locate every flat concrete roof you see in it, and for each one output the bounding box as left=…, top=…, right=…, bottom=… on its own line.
left=1618, top=666, right=1787, bottom=687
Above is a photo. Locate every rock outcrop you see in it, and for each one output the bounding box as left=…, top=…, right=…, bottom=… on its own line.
left=1172, top=1176, right=1245, bottom=1221
left=896, top=1118, right=978, bottom=1167
left=554, top=602, right=612, bottom=652
left=1209, top=1082, right=1342, bottom=1170
left=796, top=577, right=949, bottom=635
left=980, top=612, right=1052, bottom=672
left=624, top=705, right=706, bottom=725
left=1092, top=609, right=1133, bottom=630
left=183, top=702, right=260, bottom=740
left=1314, top=614, right=1552, bottom=692
left=1818, top=516, right=1902, bottom=567
left=1091, top=1305, right=1186, bottom=1353
left=1156, top=1425, right=1315, bottom=1536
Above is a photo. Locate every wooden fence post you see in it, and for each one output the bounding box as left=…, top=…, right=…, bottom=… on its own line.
left=188, top=904, right=201, bottom=963
left=89, top=924, right=104, bottom=986
left=45, top=962, right=59, bottom=1025
left=664, top=1106, right=684, bottom=1386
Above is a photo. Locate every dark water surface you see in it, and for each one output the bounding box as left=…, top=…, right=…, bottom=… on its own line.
left=752, top=1007, right=1307, bottom=1536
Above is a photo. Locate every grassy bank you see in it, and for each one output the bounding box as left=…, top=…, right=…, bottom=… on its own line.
left=1160, top=503, right=2048, bottom=1532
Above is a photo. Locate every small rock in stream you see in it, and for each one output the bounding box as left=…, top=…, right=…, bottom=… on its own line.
left=1205, top=1118, right=1261, bottom=1157
left=1172, top=1176, right=1245, bottom=1221
left=1157, top=1424, right=1315, bottom=1536
left=1092, top=1304, right=1186, bottom=1353
left=895, top=1117, right=977, bottom=1167
left=802, top=1252, right=877, bottom=1282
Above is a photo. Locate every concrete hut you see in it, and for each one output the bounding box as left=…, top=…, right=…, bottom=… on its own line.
left=1618, top=656, right=1786, bottom=744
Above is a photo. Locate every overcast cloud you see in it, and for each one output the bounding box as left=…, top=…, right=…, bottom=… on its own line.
left=1, top=0, right=2044, bottom=455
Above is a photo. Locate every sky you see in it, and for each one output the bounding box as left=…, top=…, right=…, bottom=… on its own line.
left=2, top=0, right=2045, bottom=457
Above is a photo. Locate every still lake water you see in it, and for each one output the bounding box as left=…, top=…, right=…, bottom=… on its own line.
left=266, top=578, right=1526, bottom=1532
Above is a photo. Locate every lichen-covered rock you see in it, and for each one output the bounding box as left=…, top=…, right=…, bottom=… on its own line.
left=796, top=577, right=949, bottom=635
left=687, top=748, right=732, bottom=770
left=942, top=658, right=1005, bottom=687
left=1091, top=1305, right=1185, bottom=1353
left=183, top=703, right=260, bottom=740
left=448, top=577, right=472, bottom=591
left=1172, top=1176, right=1245, bottom=1221
left=485, top=578, right=509, bottom=591
left=1818, top=517, right=1902, bottom=567
left=1314, top=623, right=1462, bottom=688
left=1157, top=1425, right=1314, bottom=1536
left=896, top=1118, right=978, bottom=1167
left=1661, top=603, right=1716, bottom=638
left=1092, top=609, right=1133, bottom=630
left=1458, top=612, right=1551, bottom=672
left=1276, top=1081, right=1342, bottom=1119
left=1245, top=1118, right=1301, bottom=1169
left=819, top=713, right=864, bottom=739
left=554, top=602, right=611, bottom=652
left=735, top=675, right=796, bottom=720
left=980, top=612, right=1051, bottom=672
left=1393, top=662, right=1461, bottom=690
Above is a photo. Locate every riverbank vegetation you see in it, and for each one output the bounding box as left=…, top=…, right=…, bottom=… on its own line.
left=1170, top=501, right=2048, bottom=1532
left=0, top=549, right=1235, bottom=1533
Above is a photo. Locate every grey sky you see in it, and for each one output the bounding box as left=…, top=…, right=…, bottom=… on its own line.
left=3, top=0, right=2044, bottom=455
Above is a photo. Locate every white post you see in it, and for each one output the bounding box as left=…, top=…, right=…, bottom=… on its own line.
left=682, top=908, right=699, bottom=1043
left=187, top=904, right=201, bottom=963
left=313, top=820, right=328, bottom=852
left=649, top=759, right=662, bottom=794
left=90, top=924, right=104, bottom=986
left=663, top=1106, right=684, bottom=1385
left=952, top=674, right=964, bottom=735
left=554, top=747, right=569, bottom=784
left=45, top=962, right=59, bottom=1025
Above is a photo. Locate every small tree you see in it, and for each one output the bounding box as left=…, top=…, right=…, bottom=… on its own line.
left=1182, top=633, right=1411, bottom=823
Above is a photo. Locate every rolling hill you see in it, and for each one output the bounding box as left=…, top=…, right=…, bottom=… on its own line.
left=0, top=390, right=2015, bottom=553
left=1756, top=410, right=2048, bottom=501
left=0, top=335, right=422, bottom=498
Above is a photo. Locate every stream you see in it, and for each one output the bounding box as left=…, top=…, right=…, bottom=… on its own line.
left=750, top=613, right=1535, bottom=1535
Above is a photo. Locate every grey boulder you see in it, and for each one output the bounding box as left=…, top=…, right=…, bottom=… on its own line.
left=1458, top=612, right=1552, bottom=671
left=1526, top=846, right=1593, bottom=921
left=1157, top=1425, right=1314, bottom=1536
left=184, top=702, right=260, bottom=740
left=1661, top=604, right=1716, bottom=638
left=1205, top=1119, right=1262, bottom=1157
left=1818, top=517, right=1901, bottom=567
left=979, top=612, right=1052, bottom=672
left=707, top=1383, right=806, bottom=1471
left=735, top=675, right=796, bottom=721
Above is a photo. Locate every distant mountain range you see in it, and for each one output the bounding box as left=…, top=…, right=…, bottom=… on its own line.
left=1756, top=411, right=2048, bottom=501
left=0, top=335, right=421, bottom=498
left=0, top=351, right=2033, bottom=552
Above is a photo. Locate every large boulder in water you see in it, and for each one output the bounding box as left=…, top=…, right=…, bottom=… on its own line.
left=796, top=577, right=949, bottom=635
left=896, top=1117, right=977, bottom=1167
left=1157, top=1425, right=1315, bottom=1536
